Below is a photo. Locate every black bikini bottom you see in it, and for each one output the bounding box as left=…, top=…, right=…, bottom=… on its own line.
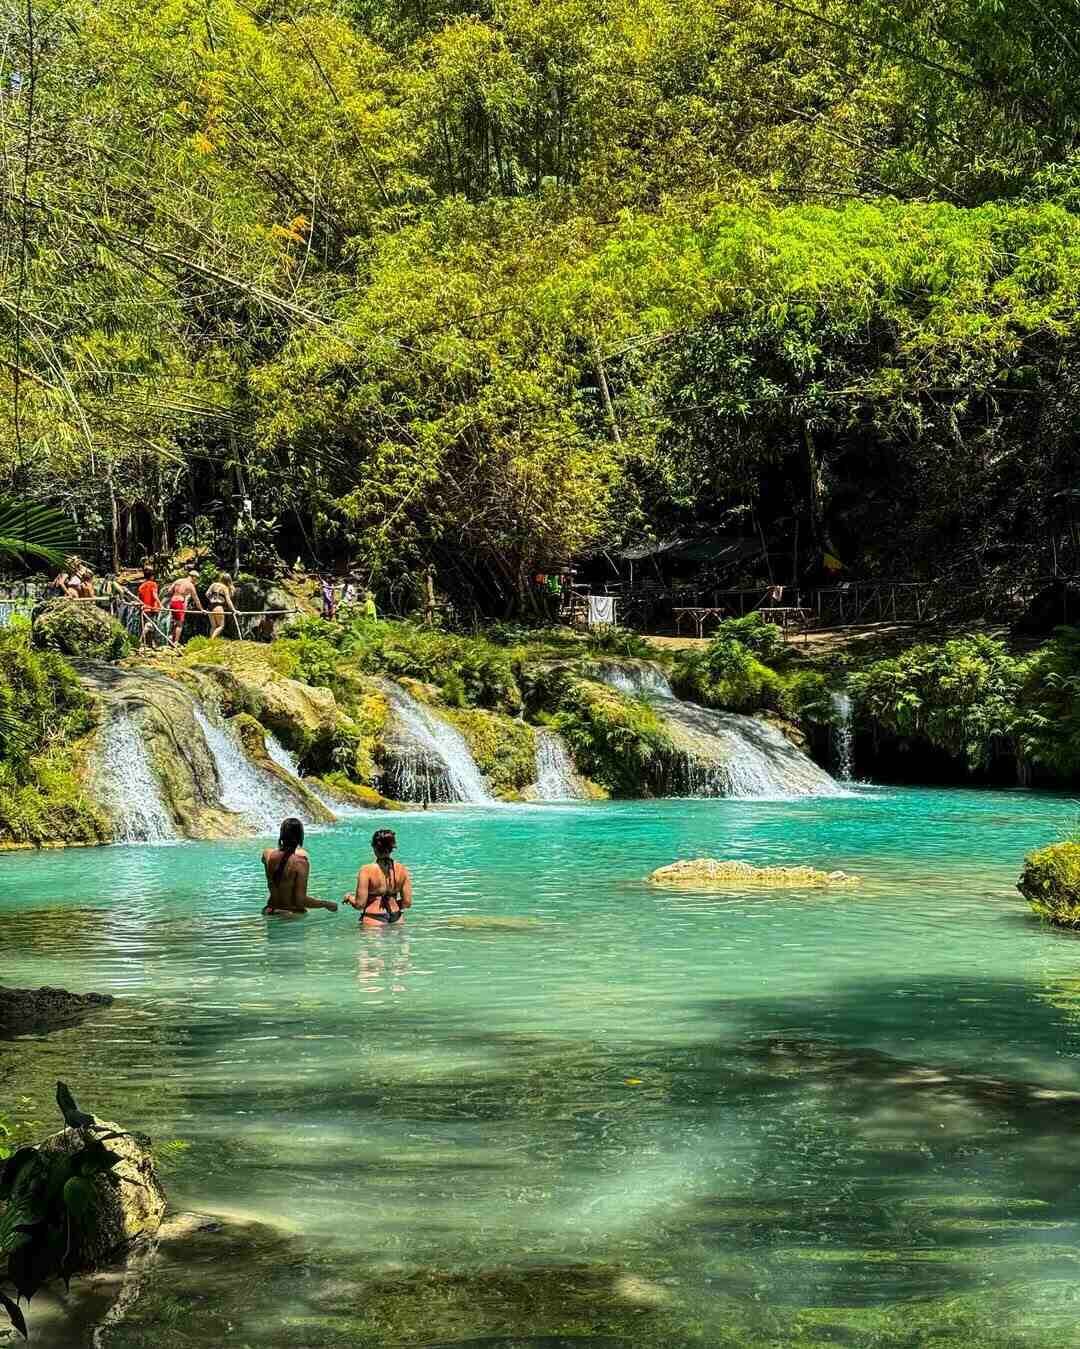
left=363, top=909, right=402, bottom=924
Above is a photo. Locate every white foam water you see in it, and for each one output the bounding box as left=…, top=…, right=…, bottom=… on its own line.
left=381, top=683, right=491, bottom=803
left=831, top=690, right=855, bottom=782
left=533, top=729, right=586, bottom=801
left=193, top=709, right=308, bottom=832
left=96, top=714, right=177, bottom=842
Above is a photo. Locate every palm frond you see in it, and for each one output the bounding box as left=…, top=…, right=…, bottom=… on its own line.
left=0, top=498, right=77, bottom=566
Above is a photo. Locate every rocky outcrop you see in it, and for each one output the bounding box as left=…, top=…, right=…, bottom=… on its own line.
left=310, top=773, right=405, bottom=811
left=647, top=858, right=859, bottom=888
left=1018, top=842, right=1080, bottom=926
left=82, top=664, right=245, bottom=839
left=32, top=599, right=128, bottom=661
left=189, top=658, right=340, bottom=763
left=0, top=985, right=114, bottom=1035
left=233, top=579, right=295, bottom=641
left=35, top=1120, right=167, bottom=1271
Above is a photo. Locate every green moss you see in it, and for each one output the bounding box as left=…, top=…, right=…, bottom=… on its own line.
left=443, top=706, right=536, bottom=795
left=1018, top=842, right=1080, bottom=925
left=313, top=772, right=405, bottom=810
left=0, top=628, right=111, bottom=847
left=538, top=673, right=674, bottom=797
left=31, top=598, right=129, bottom=661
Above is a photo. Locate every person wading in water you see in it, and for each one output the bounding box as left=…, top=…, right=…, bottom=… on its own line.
left=262, top=818, right=339, bottom=916
left=345, top=829, right=413, bottom=927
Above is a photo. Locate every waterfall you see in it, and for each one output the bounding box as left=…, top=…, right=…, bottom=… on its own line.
left=654, top=699, right=841, bottom=797
left=593, top=661, right=674, bottom=698
left=193, top=709, right=309, bottom=831
left=379, top=681, right=491, bottom=803
left=96, top=715, right=176, bottom=843
left=589, top=661, right=842, bottom=797
left=533, top=729, right=586, bottom=801
left=265, top=731, right=300, bottom=777
left=830, top=691, right=855, bottom=782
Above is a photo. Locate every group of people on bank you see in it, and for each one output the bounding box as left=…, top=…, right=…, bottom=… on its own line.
left=262, top=821, right=413, bottom=927
left=48, top=558, right=239, bottom=648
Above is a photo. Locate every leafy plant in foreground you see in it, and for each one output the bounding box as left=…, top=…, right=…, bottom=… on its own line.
left=0, top=1084, right=126, bottom=1339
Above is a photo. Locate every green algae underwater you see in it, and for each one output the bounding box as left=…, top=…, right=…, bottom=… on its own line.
left=5, top=787, right=1080, bottom=1347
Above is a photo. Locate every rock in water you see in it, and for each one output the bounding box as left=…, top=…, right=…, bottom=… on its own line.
left=441, top=916, right=546, bottom=930
left=35, top=1120, right=167, bottom=1271
left=647, top=858, right=859, bottom=889
left=0, top=985, right=114, bottom=1034
left=1018, top=842, right=1080, bottom=926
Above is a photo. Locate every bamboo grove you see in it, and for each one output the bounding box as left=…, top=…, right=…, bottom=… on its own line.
left=3, top=0, right=1080, bottom=610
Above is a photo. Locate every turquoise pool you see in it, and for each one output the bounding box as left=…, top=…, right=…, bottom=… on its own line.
left=4, top=787, right=1080, bottom=1346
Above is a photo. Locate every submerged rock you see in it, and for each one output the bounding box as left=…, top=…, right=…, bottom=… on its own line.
left=647, top=858, right=859, bottom=888
left=0, top=985, right=114, bottom=1035
left=1018, top=842, right=1080, bottom=926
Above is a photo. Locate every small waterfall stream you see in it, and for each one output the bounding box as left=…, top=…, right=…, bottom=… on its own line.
left=592, top=661, right=843, bottom=798
left=96, top=715, right=177, bottom=843
left=193, top=709, right=308, bottom=831
left=265, top=731, right=300, bottom=777
left=380, top=682, right=491, bottom=803
left=533, top=729, right=586, bottom=801
left=830, top=691, right=855, bottom=782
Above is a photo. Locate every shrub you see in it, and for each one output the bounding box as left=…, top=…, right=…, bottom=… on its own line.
left=674, top=638, right=783, bottom=713
left=547, top=675, right=674, bottom=796
left=1018, top=842, right=1080, bottom=926
left=583, top=626, right=654, bottom=659
left=1018, top=626, right=1080, bottom=777
left=707, top=613, right=787, bottom=662
left=847, top=635, right=1023, bottom=772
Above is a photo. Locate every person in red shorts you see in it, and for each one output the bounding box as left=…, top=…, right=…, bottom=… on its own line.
left=137, top=566, right=163, bottom=648
left=164, top=571, right=205, bottom=648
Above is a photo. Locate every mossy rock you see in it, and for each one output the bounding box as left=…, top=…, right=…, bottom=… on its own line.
left=648, top=859, right=859, bottom=889
left=230, top=713, right=336, bottom=824
left=311, top=772, right=406, bottom=811
left=1018, top=842, right=1080, bottom=926
left=442, top=706, right=536, bottom=796
left=32, top=599, right=129, bottom=661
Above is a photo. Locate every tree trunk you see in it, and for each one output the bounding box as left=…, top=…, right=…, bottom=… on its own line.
left=592, top=334, right=622, bottom=444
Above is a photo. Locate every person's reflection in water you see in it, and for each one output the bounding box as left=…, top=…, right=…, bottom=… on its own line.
left=356, top=939, right=412, bottom=999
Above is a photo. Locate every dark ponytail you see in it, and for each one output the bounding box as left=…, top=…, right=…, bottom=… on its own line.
left=274, top=817, right=304, bottom=882
left=372, top=828, right=397, bottom=890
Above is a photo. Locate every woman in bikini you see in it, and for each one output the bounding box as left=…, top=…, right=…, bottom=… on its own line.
left=206, top=572, right=237, bottom=639
left=262, top=817, right=339, bottom=916
left=344, top=829, right=413, bottom=927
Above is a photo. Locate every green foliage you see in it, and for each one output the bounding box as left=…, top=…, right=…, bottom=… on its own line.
left=338, top=620, right=523, bottom=713
left=0, top=628, right=109, bottom=847
left=1018, top=842, right=1080, bottom=927
left=0, top=499, right=76, bottom=567
left=583, top=626, right=654, bottom=660
left=848, top=636, right=1023, bottom=772
left=674, top=638, right=783, bottom=715
left=538, top=673, right=674, bottom=796
left=1018, top=627, right=1080, bottom=777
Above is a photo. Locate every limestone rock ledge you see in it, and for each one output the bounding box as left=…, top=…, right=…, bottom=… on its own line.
left=647, top=858, right=859, bottom=888
left=1018, top=841, right=1080, bottom=926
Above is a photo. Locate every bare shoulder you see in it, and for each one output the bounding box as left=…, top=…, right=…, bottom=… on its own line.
left=396, top=859, right=411, bottom=877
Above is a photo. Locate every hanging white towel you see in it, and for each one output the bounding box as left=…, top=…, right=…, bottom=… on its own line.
left=587, top=594, right=616, bottom=626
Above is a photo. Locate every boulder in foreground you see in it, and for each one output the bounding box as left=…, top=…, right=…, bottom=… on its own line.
left=647, top=859, right=859, bottom=888
left=1018, top=842, right=1080, bottom=926
left=35, top=1119, right=168, bottom=1271
left=32, top=599, right=128, bottom=661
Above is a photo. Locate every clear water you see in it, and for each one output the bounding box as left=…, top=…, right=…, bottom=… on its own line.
left=4, top=786, right=1080, bottom=1345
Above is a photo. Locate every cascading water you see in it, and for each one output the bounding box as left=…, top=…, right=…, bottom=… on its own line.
left=592, top=661, right=844, bottom=799
left=265, top=731, right=300, bottom=777
left=379, top=681, right=491, bottom=804
left=533, top=729, right=586, bottom=801
left=830, top=690, right=855, bottom=782
left=96, top=715, right=177, bottom=843
left=193, top=709, right=309, bottom=831
left=592, top=661, right=674, bottom=698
